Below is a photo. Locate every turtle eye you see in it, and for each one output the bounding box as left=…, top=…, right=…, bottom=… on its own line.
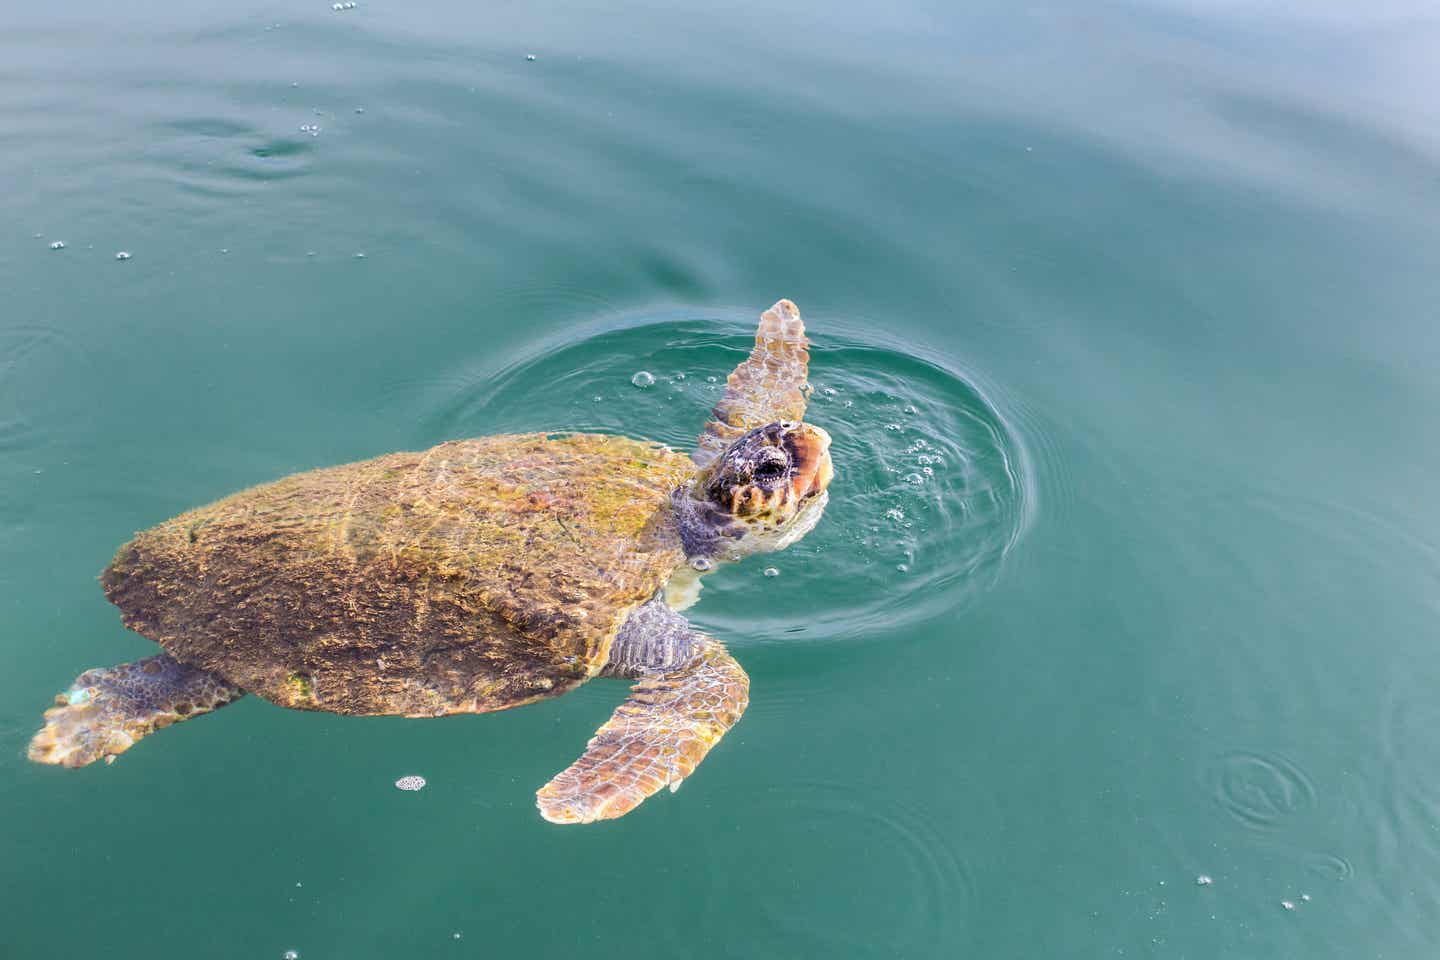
left=753, top=459, right=786, bottom=481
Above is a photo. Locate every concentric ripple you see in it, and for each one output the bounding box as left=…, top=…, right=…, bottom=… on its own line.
left=1205, top=750, right=1317, bottom=831
left=1302, top=850, right=1355, bottom=882
left=414, top=313, right=1035, bottom=644
left=697, top=781, right=977, bottom=957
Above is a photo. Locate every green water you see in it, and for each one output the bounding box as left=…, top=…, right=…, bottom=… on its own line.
left=4, top=0, right=1440, bottom=956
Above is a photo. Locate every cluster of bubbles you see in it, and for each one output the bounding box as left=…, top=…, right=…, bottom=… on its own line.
left=393, top=774, right=426, bottom=791
left=330, top=1, right=357, bottom=10
left=298, top=123, right=322, bottom=137
left=41, top=236, right=133, bottom=260
left=1182, top=874, right=1319, bottom=915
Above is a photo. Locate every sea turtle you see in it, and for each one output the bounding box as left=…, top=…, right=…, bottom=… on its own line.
left=29, top=299, right=833, bottom=824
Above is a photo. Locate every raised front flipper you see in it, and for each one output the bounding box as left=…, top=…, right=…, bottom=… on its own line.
left=535, top=638, right=749, bottom=824
left=29, top=655, right=244, bottom=768
left=693, top=298, right=811, bottom=469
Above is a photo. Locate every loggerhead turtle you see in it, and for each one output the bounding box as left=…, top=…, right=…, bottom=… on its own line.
left=28, top=299, right=833, bottom=824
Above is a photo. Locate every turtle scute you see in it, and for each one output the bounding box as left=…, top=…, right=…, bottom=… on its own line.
left=101, top=433, right=696, bottom=716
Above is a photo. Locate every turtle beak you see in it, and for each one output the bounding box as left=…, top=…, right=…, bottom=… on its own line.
left=788, top=424, right=833, bottom=499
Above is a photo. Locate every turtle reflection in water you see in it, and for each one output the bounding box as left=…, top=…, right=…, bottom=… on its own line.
left=29, top=300, right=834, bottom=824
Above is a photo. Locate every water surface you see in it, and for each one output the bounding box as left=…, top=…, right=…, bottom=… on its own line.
left=4, top=1, right=1440, bottom=957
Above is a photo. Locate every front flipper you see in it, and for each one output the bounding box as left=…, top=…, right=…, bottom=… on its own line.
left=693, top=298, right=811, bottom=469
left=536, top=638, right=749, bottom=824
left=28, top=654, right=244, bottom=768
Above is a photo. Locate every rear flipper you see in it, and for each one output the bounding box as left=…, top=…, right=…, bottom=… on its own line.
left=29, top=654, right=244, bottom=768
left=536, top=637, right=749, bottom=824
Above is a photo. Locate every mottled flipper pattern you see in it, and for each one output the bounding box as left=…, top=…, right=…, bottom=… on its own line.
left=29, top=655, right=244, bottom=768
left=694, top=299, right=811, bottom=468
left=536, top=638, right=749, bottom=824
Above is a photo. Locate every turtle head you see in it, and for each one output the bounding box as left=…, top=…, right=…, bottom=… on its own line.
left=686, top=421, right=833, bottom=560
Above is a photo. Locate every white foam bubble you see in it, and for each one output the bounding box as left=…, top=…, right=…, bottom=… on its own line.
left=394, top=775, right=426, bottom=791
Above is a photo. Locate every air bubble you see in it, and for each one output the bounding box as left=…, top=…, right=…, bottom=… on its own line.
left=673, top=372, right=686, bottom=381
left=526, top=53, right=537, bottom=61
left=885, top=507, right=905, bottom=522
left=283, top=951, right=300, bottom=960
left=299, top=123, right=321, bottom=136
left=115, top=251, right=131, bottom=261
left=592, top=396, right=603, bottom=403
left=630, top=371, right=655, bottom=388
left=903, top=473, right=924, bottom=485
left=763, top=567, right=779, bottom=577
left=706, top=376, right=717, bottom=383
left=49, top=241, right=65, bottom=250
left=690, top=556, right=714, bottom=572
left=353, top=252, right=366, bottom=259
left=884, top=423, right=902, bottom=432
left=1281, top=900, right=1295, bottom=911
left=896, top=563, right=910, bottom=573
left=1196, top=875, right=1212, bottom=886
left=394, top=775, right=426, bottom=791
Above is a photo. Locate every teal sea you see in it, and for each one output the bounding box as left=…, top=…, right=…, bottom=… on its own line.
left=4, top=1, right=1440, bottom=957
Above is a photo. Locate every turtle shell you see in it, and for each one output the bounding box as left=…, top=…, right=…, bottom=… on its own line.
left=100, top=433, right=695, bottom=716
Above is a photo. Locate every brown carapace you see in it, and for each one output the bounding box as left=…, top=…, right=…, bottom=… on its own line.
left=102, top=432, right=694, bottom=717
